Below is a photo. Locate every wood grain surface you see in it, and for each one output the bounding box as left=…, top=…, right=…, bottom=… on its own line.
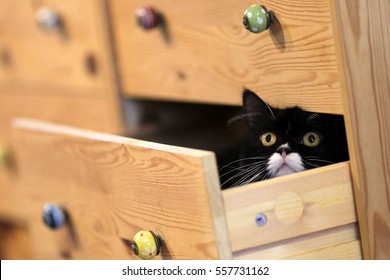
left=331, top=0, right=390, bottom=259
left=0, top=84, right=122, bottom=219
left=0, top=0, right=110, bottom=90
left=11, top=118, right=231, bottom=259
left=223, top=162, right=357, bottom=253
left=0, top=89, right=122, bottom=222
left=109, top=0, right=343, bottom=114
left=0, top=0, right=123, bottom=239
left=233, top=223, right=362, bottom=260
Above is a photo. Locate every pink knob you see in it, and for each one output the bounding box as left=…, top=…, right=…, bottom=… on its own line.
left=135, top=6, right=159, bottom=30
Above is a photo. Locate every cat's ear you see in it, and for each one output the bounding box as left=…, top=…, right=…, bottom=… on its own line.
left=242, top=89, right=275, bottom=126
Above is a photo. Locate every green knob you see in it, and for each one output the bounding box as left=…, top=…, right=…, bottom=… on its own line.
left=243, top=4, right=272, bottom=33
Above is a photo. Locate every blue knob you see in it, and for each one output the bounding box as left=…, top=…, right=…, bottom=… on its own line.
left=42, top=203, right=66, bottom=229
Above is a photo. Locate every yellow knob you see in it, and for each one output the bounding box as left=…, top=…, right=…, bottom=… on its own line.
left=131, top=230, right=162, bottom=260
left=0, top=144, right=9, bottom=165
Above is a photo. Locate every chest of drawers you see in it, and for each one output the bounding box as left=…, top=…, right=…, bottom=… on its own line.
left=1, top=0, right=389, bottom=259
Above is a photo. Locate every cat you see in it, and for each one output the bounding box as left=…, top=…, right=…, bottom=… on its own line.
left=220, top=89, right=349, bottom=189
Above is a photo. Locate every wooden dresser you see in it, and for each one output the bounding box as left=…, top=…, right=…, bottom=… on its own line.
left=0, top=0, right=389, bottom=259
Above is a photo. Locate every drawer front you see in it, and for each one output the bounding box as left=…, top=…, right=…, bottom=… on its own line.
left=11, top=118, right=230, bottom=259
left=0, top=90, right=122, bottom=220
left=110, top=0, right=342, bottom=114
left=223, top=162, right=362, bottom=259
left=0, top=0, right=109, bottom=91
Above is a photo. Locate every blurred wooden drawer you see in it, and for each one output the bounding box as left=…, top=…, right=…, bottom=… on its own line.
left=12, top=119, right=360, bottom=259
left=0, top=87, right=122, bottom=223
left=12, top=118, right=227, bottom=259
left=0, top=0, right=110, bottom=93
left=110, top=0, right=342, bottom=114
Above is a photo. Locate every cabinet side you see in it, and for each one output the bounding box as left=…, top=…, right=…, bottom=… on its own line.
left=330, top=0, right=390, bottom=259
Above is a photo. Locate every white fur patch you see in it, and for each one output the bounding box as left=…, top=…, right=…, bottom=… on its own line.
left=279, top=143, right=290, bottom=149
left=267, top=152, right=306, bottom=178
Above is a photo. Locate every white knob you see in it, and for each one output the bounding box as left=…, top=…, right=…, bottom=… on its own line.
left=35, top=8, right=61, bottom=32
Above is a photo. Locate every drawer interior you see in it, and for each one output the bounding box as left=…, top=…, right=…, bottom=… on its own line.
left=121, top=98, right=244, bottom=174
left=121, top=98, right=350, bottom=187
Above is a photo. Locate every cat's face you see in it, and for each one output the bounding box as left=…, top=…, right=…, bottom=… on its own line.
left=236, top=90, right=348, bottom=184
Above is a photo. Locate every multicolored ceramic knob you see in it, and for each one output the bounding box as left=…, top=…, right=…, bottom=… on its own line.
left=135, top=6, right=160, bottom=30
left=35, top=7, right=61, bottom=32
left=42, top=203, right=67, bottom=230
left=131, top=230, right=162, bottom=260
left=243, top=4, right=272, bottom=33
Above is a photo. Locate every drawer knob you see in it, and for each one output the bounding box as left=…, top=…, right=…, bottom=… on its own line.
left=0, top=144, right=9, bottom=166
left=35, top=8, right=61, bottom=32
left=42, top=203, right=67, bottom=230
left=243, top=4, right=272, bottom=33
left=255, top=213, right=268, bottom=226
left=131, top=230, right=162, bottom=260
left=135, top=6, right=160, bottom=30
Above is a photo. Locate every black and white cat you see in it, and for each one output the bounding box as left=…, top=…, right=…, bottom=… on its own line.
left=220, top=89, right=349, bottom=188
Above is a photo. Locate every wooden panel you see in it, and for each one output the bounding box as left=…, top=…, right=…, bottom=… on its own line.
left=0, top=88, right=122, bottom=135
left=0, top=90, right=122, bottom=220
left=223, top=162, right=357, bottom=252
left=330, top=0, right=390, bottom=259
left=233, top=223, right=362, bottom=260
left=285, top=241, right=361, bottom=260
left=0, top=0, right=112, bottom=91
left=0, top=221, right=33, bottom=259
left=11, top=118, right=231, bottom=259
left=109, top=0, right=343, bottom=114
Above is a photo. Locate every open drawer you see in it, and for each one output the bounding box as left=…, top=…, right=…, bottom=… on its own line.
left=11, top=118, right=361, bottom=259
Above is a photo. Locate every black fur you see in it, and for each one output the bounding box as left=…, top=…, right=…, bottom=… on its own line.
left=220, top=89, right=349, bottom=189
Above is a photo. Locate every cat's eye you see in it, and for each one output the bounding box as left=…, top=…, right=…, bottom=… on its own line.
left=260, top=132, right=277, bottom=146
left=303, top=132, right=321, bottom=147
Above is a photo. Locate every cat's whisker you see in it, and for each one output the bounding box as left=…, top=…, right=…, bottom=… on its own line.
left=304, top=162, right=320, bottom=168
left=220, top=165, right=261, bottom=188
left=219, top=161, right=268, bottom=178
left=240, top=170, right=267, bottom=186
left=307, top=113, right=320, bottom=122
left=240, top=168, right=270, bottom=187
left=302, top=159, right=322, bottom=168
left=222, top=164, right=267, bottom=188
left=305, top=157, right=334, bottom=164
left=233, top=162, right=268, bottom=173
left=255, top=171, right=271, bottom=183
left=231, top=171, right=259, bottom=188
left=231, top=166, right=269, bottom=188
left=218, top=156, right=268, bottom=172
left=227, top=112, right=265, bottom=126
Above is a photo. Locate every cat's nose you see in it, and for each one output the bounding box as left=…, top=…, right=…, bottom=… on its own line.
left=276, top=144, right=292, bottom=155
